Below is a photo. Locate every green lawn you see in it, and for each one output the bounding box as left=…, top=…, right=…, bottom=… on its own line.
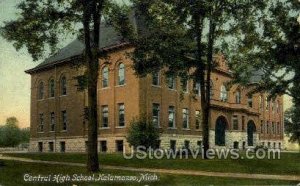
left=3, top=152, right=300, bottom=175
left=0, top=160, right=298, bottom=186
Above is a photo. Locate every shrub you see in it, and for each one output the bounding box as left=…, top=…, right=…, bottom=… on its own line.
left=126, top=116, right=160, bottom=150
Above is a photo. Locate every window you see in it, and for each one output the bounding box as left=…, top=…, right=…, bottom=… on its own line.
left=242, top=116, right=245, bottom=131
left=100, top=141, right=107, bottom=152
left=265, top=97, right=269, bottom=110
left=260, top=120, right=264, bottom=133
left=193, top=81, right=200, bottom=96
left=168, top=106, right=175, bottom=128
left=154, top=140, right=161, bottom=150
left=220, top=85, right=228, bottom=102
left=102, top=66, right=109, bottom=88
left=210, top=80, right=214, bottom=98
left=167, top=75, right=175, bottom=89
left=182, top=108, right=189, bottom=129
left=50, top=112, right=55, bottom=132
left=277, top=122, right=280, bottom=134
left=60, top=141, right=65, bottom=152
left=118, top=103, right=125, bottom=127
left=271, top=101, right=275, bottom=113
left=38, top=142, right=43, bottom=152
left=181, top=78, right=188, bottom=92
left=118, top=63, right=125, bottom=85
left=232, top=115, right=239, bottom=130
left=266, top=121, right=269, bottom=134
left=116, top=140, right=123, bottom=152
left=184, top=140, right=190, bottom=149
left=247, top=95, right=253, bottom=108
left=197, top=141, right=202, bottom=149
left=195, top=110, right=201, bottom=130
left=235, top=90, right=241, bottom=104
left=49, top=79, right=55, bottom=97
left=276, top=101, right=280, bottom=113
left=170, top=140, right=176, bottom=152
left=152, top=104, right=160, bottom=127
left=38, top=82, right=44, bottom=99
left=39, top=113, right=44, bottom=132
left=102, top=106, right=109, bottom=128
left=49, top=142, right=54, bottom=152
left=62, top=110, right=67, bottom=131
left=61, top=76, right=67, bottom=95
left=259, top=95, right=263, bottom=109
left=152, top=71, right=160, bottom=86
left=272, top=122, right=275, bottom=134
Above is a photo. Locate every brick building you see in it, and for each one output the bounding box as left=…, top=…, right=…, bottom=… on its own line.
left=26, top=24, right=284, bottom=153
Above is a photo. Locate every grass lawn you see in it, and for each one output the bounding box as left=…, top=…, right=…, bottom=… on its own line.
left=3, top=152, right=300, bottom=175
left=0, top=160, right=298, bottom=186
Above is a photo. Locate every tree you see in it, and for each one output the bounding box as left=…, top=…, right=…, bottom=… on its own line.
left=284, top=106, right=300, bottom=150
left=0, top=117, right=21, bottom=147
left=0, top=0, right=124, bottom=172
left=224, top=0, right=299, bottom=102
left=116, top=0, right=266, bottom=158
left=127, top=116, right=160, bottom=150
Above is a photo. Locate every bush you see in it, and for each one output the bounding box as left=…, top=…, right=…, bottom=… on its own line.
left=126, top=116, right=160, bottom=150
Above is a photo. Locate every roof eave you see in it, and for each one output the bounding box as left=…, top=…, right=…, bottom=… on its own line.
left=25, top=42, right=132, bottom=74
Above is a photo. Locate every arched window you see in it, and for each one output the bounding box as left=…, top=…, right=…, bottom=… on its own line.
left=235, top=90, right=241, bottom=104
left=265, top=97, right=269, bottom=110
left=118, top=63, right=125, bottom=85
left=60, top=76, right=67, bottom=95
left=102, top=66, right=109, bottom=88
left=247, top=95, right=253, bottom=108
left=276, top=101, right=280, bottom=113
left=49, top=79, right=55, bottom=97
left=220, top=84, right=228, bottom=102
left=38, top=82, right=44, bottom=100
left=259, top=95, right=263, bottom=109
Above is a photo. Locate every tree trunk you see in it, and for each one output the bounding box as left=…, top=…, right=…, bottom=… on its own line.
left=83, top=0, right=101, bottom=172
left=204, top=17, right=216, bottom=158
left=194, top=13, right=209, bottom=159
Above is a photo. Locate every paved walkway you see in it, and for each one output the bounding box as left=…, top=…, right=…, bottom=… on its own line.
left=0, top=155, right=299, bottom=182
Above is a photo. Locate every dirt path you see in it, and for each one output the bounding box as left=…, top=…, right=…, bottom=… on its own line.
left=0, top=155, right=299, bottom=182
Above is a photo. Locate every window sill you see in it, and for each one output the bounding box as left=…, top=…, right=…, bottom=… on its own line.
left=59, top=95, right=67, bottom=97
left=115, top=84, right=126, bottom=87
left=37, top=132, right=44, bottom=134
left=37, top=99, right=45, bottom=102
left=49, top=131, right=55, bottom=133
left=151, top=85, right=161, bottom=88
left=60, top=130, right=67, bottom=132
left=100, top=127, right=110, bottom=130
left=168, top=127, right=177, bottom=130
left=182, top=128, right=191, bottom=131
left=115, top=126, right=125, bottom=129
left=48, top=97, right=55, bottom=100
left=100, top=87, right=110, bottom=90
left=168, top=88, right=176, bottom=91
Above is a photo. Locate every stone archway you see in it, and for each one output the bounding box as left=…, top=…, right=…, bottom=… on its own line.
left=215, top=116, right=228, bottom=146
left=247, top=120, right=256, bottom=146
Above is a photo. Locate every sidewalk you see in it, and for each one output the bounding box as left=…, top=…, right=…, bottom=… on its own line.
left=0, top=155, right=299, bottom=181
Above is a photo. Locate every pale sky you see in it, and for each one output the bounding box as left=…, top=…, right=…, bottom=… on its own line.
left=0, top=0, right=294, bottom=128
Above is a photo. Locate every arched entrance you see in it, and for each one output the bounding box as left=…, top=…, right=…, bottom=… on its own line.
left=215, top=116, right=228, bottom=146
left=247, top=120, right=256, bottom=146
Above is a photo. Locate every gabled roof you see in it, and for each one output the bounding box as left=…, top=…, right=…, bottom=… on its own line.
left=25, top=24, right=128, bottom=74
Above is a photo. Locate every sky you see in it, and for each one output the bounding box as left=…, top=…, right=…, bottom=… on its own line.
left=0, top=0, right=294, bottom=128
